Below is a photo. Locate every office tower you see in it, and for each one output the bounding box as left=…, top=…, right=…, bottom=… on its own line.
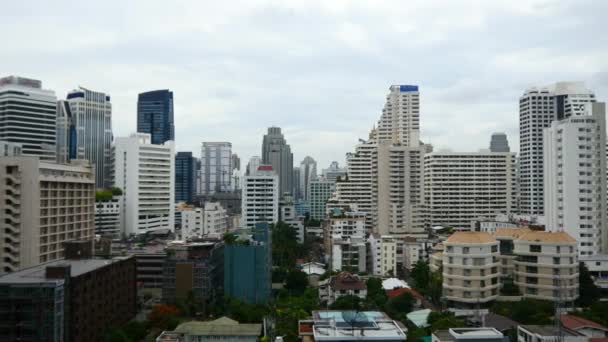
left=0, top=76, right=57, bottom=161
left=425, top=151, right=518, bottom=229
left=0, top=242, right=136, bottom=342
left=0, top=157, right=95, bottom=273
left=241, top=165, right=279, bottom=229
left=309, top=180, right=335, bottom=221
left=489, top=132, right=510, bottom=152
left=175, top=152, right=197, bottom=203
left=246, top=156, right=262, bottom=176
left=56, top=100, right=77, bottom=163
left=261, top=127, right=294, bottom=196
left=201, top=142, right=232, bottom=194
left=299, top=156, right=318, bottom=201
left=113, top=133, right=175, bottom=236
left=292, top=167, right=301, bottom=199
left=66, top=86, right=113, bottom=188
left=224, top=222, right=272, bottom=304
left=519, top=82, right=596, bottom=215
left=231, top=153, right=241, bottom=171
left=544, top=102, right=607, bottom=257
left=322, top=161, right=347, bottom=183
left=95, top=189, right=123, bottom=237
left=137, top=89, right=175, bottom=144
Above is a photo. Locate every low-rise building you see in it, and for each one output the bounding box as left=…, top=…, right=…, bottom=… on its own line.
left=433, top=328, right=504, bottom=342
left=580, top=254, right=608, bottom=289
left=279, top=195, right=305, bottom=243
left=367, top=234, right=398, bottom=277
left=517, top=325, right=588, bottom=342
left=132, top=243, right=167, bottom=289
left=319, top=272, right=367, bottom=305
left=157, top=317, right=261, bottom=342
left=331, top=235, right=367, bottom=273
left=95, top=193, right=123, bottom=237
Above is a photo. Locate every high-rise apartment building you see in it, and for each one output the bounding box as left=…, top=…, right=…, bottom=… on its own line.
left=519, top=82, right=596, bottom=215
left=0, top=76, right=57, bottom=161
left=113, top=133, right=175, bottom=236
left=66, top=87, right=113, bottom=188
left=201, top=142, right=232, bottom=194
left=322, top=161, right=347, bottom=183
left=544, top=102, right=607, bottom=256
left=309, top=180, right=335, bottom=221
left=137, top=90, right=175, bottom=145
left=262, top=127, right=293, bottom=196
left=489, top=132, right=510, bottom=152
left=376, top=84, right=421, bottom=145
left=425, top=151, right=518, bottom=229
left=0, top=157, right=95, bottom=273
left=175, top=152, right=197, bottom=203
left=299, top=156, right=318, bottom=201
left=241, top=165, right=279, bottom=229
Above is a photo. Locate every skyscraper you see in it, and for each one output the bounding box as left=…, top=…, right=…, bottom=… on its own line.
left=544, top=102, right=607, bottom=257
left=137, top=90, right=175, bottom=145
left=201, top=142, right=232, bottom=194
left=519, top=82, right=596, bottom=215
left=261, top=127, right=293, bottom=196
left=489, top=132, right=510, bottom=152
left=0, top=76, right=57, bottom=161
left=56, top=100, right=77, bottom=164
left=66, top=86, right=113, bottom=188
left=292, top=167, right=301, bottom=199
left=175, top=152, right=197, bottom=204
left=299, top=156, right=317, bottom=201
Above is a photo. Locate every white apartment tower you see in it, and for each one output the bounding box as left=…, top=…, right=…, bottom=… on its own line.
left=544, top=102, right=607, bottom=257
left=425, top=151, right=518, bottom=229
left=0, top=76, right=57, bottom=161
left=0, top=157, right=95, bottom=273
left=113, top=133, right=175, bottom=236
left=241, top=165, right=279, bottom=229
left=66, top=87, right=113, bottom=188
left=200, top=142, right=232, bottom=194
left=519, top=82, right=596, bottom=215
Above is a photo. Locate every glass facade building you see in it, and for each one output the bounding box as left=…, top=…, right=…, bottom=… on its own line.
left=175, top=151, right=197, bottom=204
left=137, top=90, right=175, bottom=145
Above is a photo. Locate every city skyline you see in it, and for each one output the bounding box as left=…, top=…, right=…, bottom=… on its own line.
left=4, top=1, right=608, bottom=168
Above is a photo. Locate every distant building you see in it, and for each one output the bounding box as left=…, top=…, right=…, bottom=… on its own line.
left=132, top=244, right=167, bottom=289
left=246, top=156, right=261, bottom=176
left=293, top=167, right=301, bottom=199
left=66, top=86, right=113, bottom=188
left=309, top=180, right=334, bottom=221
left=367, top=234, right=398, bottom=277
left=241, top=165, right=279, bottom=229
left=56, top=100, right=76, bottom=163
left=279, top=195, right=304, bottom=243
left=162, top=240, right=224, bottom=305
left=113, top=133, right=175, bottom=236
left=224, top=222, right=272, bottom=304
left=157, top=317, right=262, bottom=342
left=580, top=254, right=608, bottom=289
left=262, top=127, right=294, bottom=196
left=489, top=132, right=510, bottom=152
left=137, top=89, right=175, bottom=145
left=319, top=272, right=367, bottom=305
left=0, top=241, right=136, bottom=342
left=331, top=235, right=367, bottom=273
left=0, top=141, right=22, bottom=156
left=433, top=328, right=504, bottom=342
left=0, top=76, right=57, bottom=161
left=299, top=156, right=317, bottom=201
left=175, top=152, right=197, bottom=204
left=201, top=142, right=233, bottom=194
left=322, top=161, right=347, bottom=183
left=0, top=157, right=95, bottom=273
left=95, top=192, right=123, bottom=237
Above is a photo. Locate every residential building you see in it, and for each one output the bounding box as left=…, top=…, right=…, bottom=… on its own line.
left=279, top=195, right=304, bottom=243
left=318, top=273, right=367, bottom=305
left=224, top=222, right=272, bottom=304
left=544, top=102, right=607, bottom=256
left=246, top=156, right=261, bottom=176
left=241, top=165, right=279, bottom=229
left=322, top=161, right=347, bottom=183
left=137, top=89, right=174, bottom=145
left=0, top=241, right=136, bottom=342
left=261, top=127, right=293, bottom=196
left=494, top=228, right=532, bottom=279
left=328, top=210, right=367, bottom=237
left=0, top=157, right=95, bottom=273
left=132, top=244, right=167, bottom=289
left=309, top=180, right=335, bottom=221
left=433, top=328, right=504, bottom=342
left=65, top=86, right=113, bottom=188
left=203, top=202, right=228, bottom=236
left=580, top=254, right=608, bottom=289
left=519, top=82, right=596, bottom=216
left=200, top=142, right=233, bottom=194
left=513, top=231, right=578, bottom=302
left=196, top=192, right=242, bottom=216
left=175, top=152, right=197, bottom=204
left=157, top=317, right=261, bottom=342
left=331, top=235, right=367, bottom=273
left=425, top=151, right=517, bottom=230
left=299, top=156, right=317, bottom=201
left=517, top=325, right=589, bottom=342
left=0, top=141, right=22, bottom=156
left=95, top=192, right=122, bottom=237
left=180, top=207, right=204, bottom=240
left=471, top=214, right=538, bottom=233
left=560, top=315, right=608, bottom=338
left=162, top=240, right=224, bottom=305
left=367, top=234, right=398, bottom=277
left=489, top=132, right=511, bottom=152
left=0, top=76, right=57, bottom=161
left=403, top=238, right=433, bottom=270
left=298, top=311, right=406, bottom=342
left=113, top=133, right=175, bottom=236
left=442, top=232, right=500, bottom=307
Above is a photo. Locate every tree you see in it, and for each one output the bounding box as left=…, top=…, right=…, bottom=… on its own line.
left=223, top=233, right=237, bottom=245
left=122, top=321, right=148, bottom=341
left=272, top=221, right=304, bottom=269
left=427, top=270, right=443, bottom=305
left=111, top=187, right=123, bottom=196
left=500, top=276, right=522, bottom=296
left=102, top=328, right=130, bottom=342
left=428, top=311, right=465, bottom=331
left=410, top=261, right=431, bottom=292
left=285, top=269, right=309, bottom=295
left=366, top=277, right=388, bottom=309
left=147, top=304, right=181, bottom=330
left=577, top=262, right=601, bottom=307
left=491, top=299, right=553, bottom=325
left=385, top=292, right=415, bottom=321
left=572, top=302, right=608, bottom=327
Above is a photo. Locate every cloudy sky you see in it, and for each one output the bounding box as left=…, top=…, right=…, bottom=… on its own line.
left=3, top=0, right=608, bottom=168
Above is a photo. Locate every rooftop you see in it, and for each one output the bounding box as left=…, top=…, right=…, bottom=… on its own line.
left=382, top=278, right=410, bottom=290
left=518, top=231, right=576, bottom=244
left=561, top=315, right=608, bottom=332
left=0, top=256, right=132, bottom=284
left=307, top=311, right=406, bottom=341
left=445, top=232, right=497, bottom=244
left=174, top=317, right=261, bottom=336
left=493, top=228, right=532, bottom=239
left=330, top=273, right=366, bottom=291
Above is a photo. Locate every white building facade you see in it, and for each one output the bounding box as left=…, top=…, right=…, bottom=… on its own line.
left=241, top=165, right=279, bottom=229
left=95, top=195, right=122, bottom=237
left=113, top=133, right=175, bottom=236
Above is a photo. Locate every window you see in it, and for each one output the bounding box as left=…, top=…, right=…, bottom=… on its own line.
left=530, top=245, right=541, bottom=253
